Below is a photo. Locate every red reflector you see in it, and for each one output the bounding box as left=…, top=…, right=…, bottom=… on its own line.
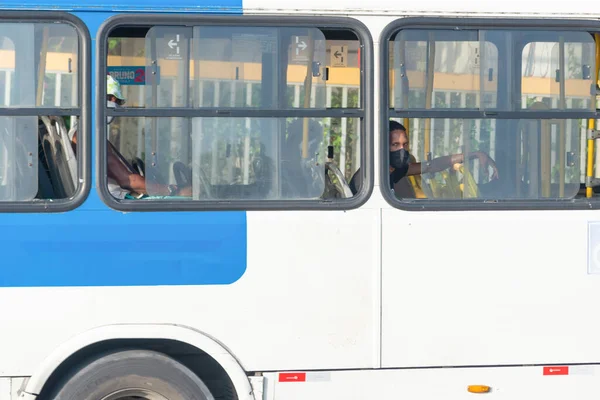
left=543, top=366, right=569, bottom=375
left=279, top=372, right=306, bottom=382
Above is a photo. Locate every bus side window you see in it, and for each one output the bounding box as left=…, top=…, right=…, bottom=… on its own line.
left=386, top=27, right=595, bottom=205
left=101, top=22, right=368, bottom=208
left=0, top=19, right=83, bottom=208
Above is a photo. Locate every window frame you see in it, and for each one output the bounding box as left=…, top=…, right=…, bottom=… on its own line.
left=0, top=11, right=90, bottom=213
left=97, top=14, right=373, bottom=212
left=380, top=17, right=600, bottom=211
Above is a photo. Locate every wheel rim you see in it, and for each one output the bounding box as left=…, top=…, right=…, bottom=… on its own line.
left=100, top=388, right=170, bottom=400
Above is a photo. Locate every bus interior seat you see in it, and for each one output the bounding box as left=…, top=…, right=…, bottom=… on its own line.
left=37, top=161, right=55, bottom=199
left=172, top=161, right=191, bottom=187
left=322, top=145, right=353, bottom=199
left=38, top=116, right=76, bottom=199
left=51, top=116, right=78, bottom=189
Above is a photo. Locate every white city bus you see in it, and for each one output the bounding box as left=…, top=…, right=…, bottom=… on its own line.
left=2, top=0, right=600, bottom=399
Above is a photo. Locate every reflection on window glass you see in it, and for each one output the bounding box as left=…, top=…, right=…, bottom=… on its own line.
left=0, top=21, right=80, bottom=204
left=0, top=32, right=23, bottom=107
left=191, top=26, right=328, bottom=109
left=392, top=29, right=498, bottom=110
left=388, top=117, right=585, bottom=200
left=0, top=116, right=38, bottom=201
left=0, top=114, right=80, bottom=202
left=105, top=25, right=364, bottom=206
left=0, top=72, right=7, bottom=106
left=522, top=38, right=595, bottom=110
left=390, top=29, right=595, bottom=111
left=0, top=35, right=15, bottom=107
left=0, top=24, right=78, bottom=108
left=104, top=116, right=360, bottom=201
left=107, top=26, right=362, bottom=109
left=140, top=25, right=329, bottom=109
left=0, top=23, right=78, bottom=107
left=42, top=32, right=78, bottom=107
left=386, top=26, right=600, bottom=206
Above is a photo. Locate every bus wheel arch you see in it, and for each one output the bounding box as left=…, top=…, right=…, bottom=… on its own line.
left=26, top=324, right=253, bottom=400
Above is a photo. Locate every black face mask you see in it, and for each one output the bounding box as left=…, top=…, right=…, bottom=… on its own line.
left=390, top=149, right=410, bottom=170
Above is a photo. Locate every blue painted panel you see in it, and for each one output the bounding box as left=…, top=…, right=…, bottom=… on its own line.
left=0, top=0, right=242, bottom=13
left=0, top=9, right=248, bottom=288
left=0, top=210, right=247, bottom=287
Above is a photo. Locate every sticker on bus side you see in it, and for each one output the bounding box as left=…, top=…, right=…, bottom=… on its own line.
left=108, top=66, right=160, bottom=86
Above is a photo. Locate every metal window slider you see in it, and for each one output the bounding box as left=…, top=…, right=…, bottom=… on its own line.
left=586, top=177, right=600, bottom=187
left=587, top=129, right=600, bottom=140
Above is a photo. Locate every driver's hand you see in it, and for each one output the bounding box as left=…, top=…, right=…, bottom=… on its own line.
left=177, top=186, right=193, bottom=197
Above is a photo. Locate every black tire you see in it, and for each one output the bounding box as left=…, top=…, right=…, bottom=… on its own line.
left=48, top=349, right=215, bottom=400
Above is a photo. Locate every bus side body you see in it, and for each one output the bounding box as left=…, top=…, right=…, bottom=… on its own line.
left=1, top=1, right=600, bottom=399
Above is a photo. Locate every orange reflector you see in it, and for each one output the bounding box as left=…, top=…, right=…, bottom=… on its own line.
left=468, top=385, right=491, bottom=394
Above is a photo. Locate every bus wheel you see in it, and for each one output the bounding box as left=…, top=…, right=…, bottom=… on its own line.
left=48, top=349, right=214, bottom=400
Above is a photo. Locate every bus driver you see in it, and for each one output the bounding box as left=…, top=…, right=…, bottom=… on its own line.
left=71, top=75, right=193, bottom=200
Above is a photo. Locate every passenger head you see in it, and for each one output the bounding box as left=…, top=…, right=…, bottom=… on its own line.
left=389, top=120, right=408, bottom=152
left=106, top=75, right=126, bottom=125
left=389, top=120, right=409, bottom=170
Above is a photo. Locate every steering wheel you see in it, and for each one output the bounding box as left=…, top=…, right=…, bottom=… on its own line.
left=132, top=157, right=145, bottom=177
left=172, top=161, right=213, bottom=199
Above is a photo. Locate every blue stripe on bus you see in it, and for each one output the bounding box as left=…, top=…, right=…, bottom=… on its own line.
left=0, top=4, right=248, bottom=288
left=0, top=0, right=242, bottom=13
left=0, top=210, right=247, bottom=287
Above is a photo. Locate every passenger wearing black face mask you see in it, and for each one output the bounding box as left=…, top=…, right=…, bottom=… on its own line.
left=349, top=120, right=412, bottom=195
left=388, top=121, right=411, bottom=189
left=348, top=120, right=499, bottom=197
